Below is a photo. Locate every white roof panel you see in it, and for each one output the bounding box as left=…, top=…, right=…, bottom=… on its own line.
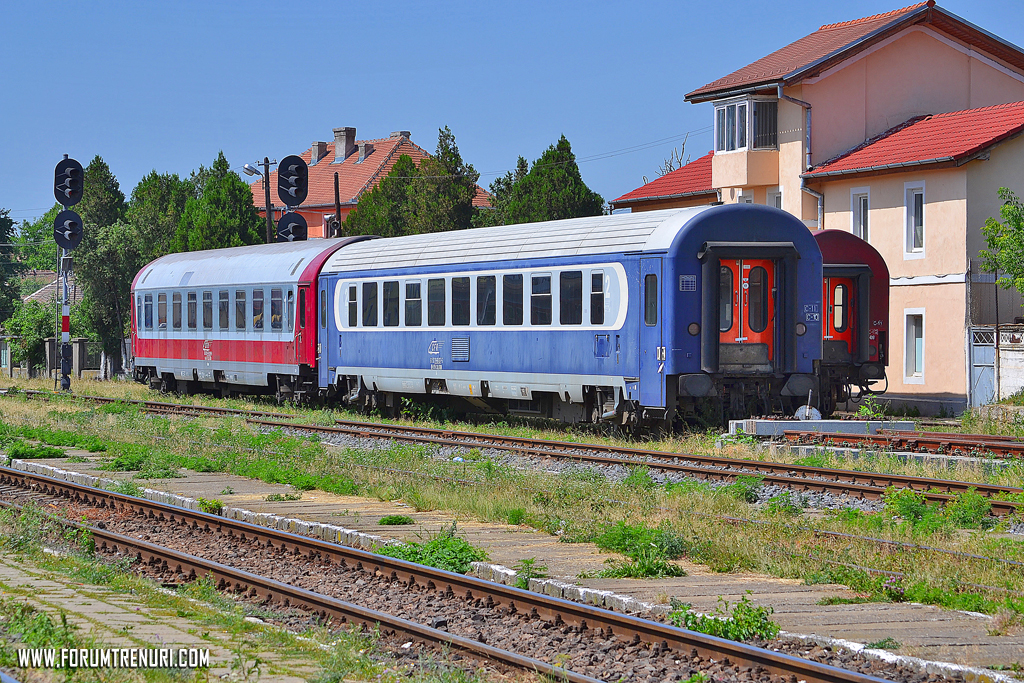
left=322, top=207, right=711, bottom=274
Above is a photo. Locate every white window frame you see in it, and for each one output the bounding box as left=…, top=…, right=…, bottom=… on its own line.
left=767, top=186, right=783, bottom=210
left=903, top=181, right=925, bottom=259
left=714, top=96, right=778, bottom=153
left=851, top=187, right=870, bottom=241
left=903, top=308, right=925, bottom=384
left=738, top=191, right=754, bottom=204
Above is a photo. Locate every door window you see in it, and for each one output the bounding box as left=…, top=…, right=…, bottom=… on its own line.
left=747, top=266, right=768, bottom=333
left=719, top=267, right=733, bottom=332
left=833, top=284, right=848, bottom=333
left=643, top=274, right=657, bottom=326
left=320, top=288, right=329, bottom=329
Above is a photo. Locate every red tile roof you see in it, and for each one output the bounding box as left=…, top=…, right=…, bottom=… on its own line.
left=610, top=151, right=716, bottom=207
left=803, top=101, right=1024, bottom=178
left=686, top=2, right=1024, bottom=102
left=252, top=134, right=433, bottom=211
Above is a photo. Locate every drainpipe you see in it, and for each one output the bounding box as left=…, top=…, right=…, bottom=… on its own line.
left=778, top=84, right=823, bottom=228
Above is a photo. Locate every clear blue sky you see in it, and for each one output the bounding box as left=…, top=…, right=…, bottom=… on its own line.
left=2, top=1, right=1020, bottom=225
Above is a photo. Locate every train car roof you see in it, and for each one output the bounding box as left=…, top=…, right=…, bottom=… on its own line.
left=321, top=206, right=715, bottom=273
left=133, top=239, right=354, bottom=291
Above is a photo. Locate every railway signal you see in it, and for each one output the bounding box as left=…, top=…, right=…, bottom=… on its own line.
left=53, top=156, right=84, bottom=206
left=276, top=212, right=307, bottom=242
left=277, top=155, right=308, bottom=207
left=53, top=209, right=83, bottom=250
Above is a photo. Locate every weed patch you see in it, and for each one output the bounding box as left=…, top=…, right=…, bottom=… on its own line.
left=265, top=493, right=302, bottom=502
left=376, top=523, right=486, bottom=574
left=6, top=440, right=64, bottom=459
left=197, top=498, right=224, bottom=515
left=866, top=637, right=901, bottom=650
left=512, top=557, right=548, bottom=589
left=378, top=515, right=414, bottom=525
left=669, top=594, right=779, bottom=642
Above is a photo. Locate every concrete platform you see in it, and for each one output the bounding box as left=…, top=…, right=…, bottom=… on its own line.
left=729, top=419, right=916, bottom=437
left=22, top=453, right=1024, bottom=672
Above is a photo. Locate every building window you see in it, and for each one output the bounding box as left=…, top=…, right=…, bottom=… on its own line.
left=405, top=281, right=421, bottom=326
left=503, top=274, right=523, bottom=325
left=172, top=293, right=181, bottom=330
left=752, top=100, right=778, bottom=149
left=235, top=290, right=247, bottom=330
left=739, top=192, right=754, bottom=204
left=252, top=289, right=264, bottom=330
left=590, top=271, right=604, bottom=325
left=452, top=277, right=470, bottom=326
left=477, top=276, right=496, bottom=326
left=715, top=98, right=777, bottom=152
left=559, top=271, right=582, bottom=325
left=905, top=311, right=924, bottom=382
left=383, top=281, right=399, bottom=327
left=531, top=274, right=551, bottom=325
left=187, top=292, right=197, bottom=330
left=348, top=286, right=357, bottom=328
left=202, top=291, right=213, bottom=330
left=905, top=183, right=925, bottom=255
left=271, top=289, right=283, bottom=330
left=427, top=278, right=445, bottom=326
left=852, top=189, right=869, bottom=241
left=767, top=187, right=782, bottom=210
left=157, top=293, right=167, bottom=330
left=362, top=282, right=378, bottom=327
left=715, top=101, right=747, bottom=152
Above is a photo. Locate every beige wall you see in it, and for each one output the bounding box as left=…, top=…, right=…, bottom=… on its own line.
left=711, top=149, right=779, bottom=189
left=887, top=282, right=968, bottom=399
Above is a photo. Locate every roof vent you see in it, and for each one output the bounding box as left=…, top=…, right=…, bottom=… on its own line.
left=311, top=141, right=329, bottom=165
left=390, top=131, right=411, bottom=139
left=333, top=127, right=357, bottom=163
left=357, top=142, right=375, bottom=163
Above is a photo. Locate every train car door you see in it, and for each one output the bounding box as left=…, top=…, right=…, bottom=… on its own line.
left=639, top=257, right=665, bottom=406
left=718, top=259, right=775, bottom=364
left=822, top=277, right=855, bottom=359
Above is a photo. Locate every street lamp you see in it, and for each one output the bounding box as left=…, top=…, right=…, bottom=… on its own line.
left=243, top=157, right=277, bottom=244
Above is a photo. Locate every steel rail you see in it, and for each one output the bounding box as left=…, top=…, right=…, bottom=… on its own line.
left=786, top=429, right=1024, bottom=457
left=0, top=465, right=890, bottom=683
left=248, top=418, right=1022, bottom=516
left=0, top=499, right=599, bottom=683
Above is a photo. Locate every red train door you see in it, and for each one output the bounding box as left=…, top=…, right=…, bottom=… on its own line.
left=719, top=259, right=775, bottom=360
left=823, top=277, right=855, bottom=353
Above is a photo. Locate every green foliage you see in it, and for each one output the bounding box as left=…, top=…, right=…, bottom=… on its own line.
left=128, top=170, right=194, bottom=262
left=376, top=523, right=487, bottom=574
left=506, top=507, right=526, bottom=525
left=980, top=188, right=1024, bottom=296
left=669, top=594, right=780, bottom=642
left=883, top=487, right=995, bottom=532
left=3, top=299, right=57, bottom=366
left=598, top=545, right=687, bottom=578
left=16, top=204, right=61, bottom=272
left=722, top=475, right=764, bottom=503
left=866, top=637, right=901, bottom=650
left=855, top=396, right=887, bottom=419
left=512, top=557, right=548, bottom=589
left=78, top=156, right=126, bottom=238
left=622, top=465, right=657, bottom=490
left=0, top=208, right=22, bottom=324
left=377, top=514, right=414, bottom=525
left=481, top=135, right=604, bottom=226
left=6, top=440, right=64, bottom=459
left=763, top=492, right=804, bottom=516
left=75, top=219, right=144, bottom=355
left=265, top=492, right=303, bottom=502
left=406, top=127, right=481, bottom=234
left=197, top=497, right=224, bottom=515
left=0, top=599, right=79, bottom=660
left=175, top=151, right=263, bottom=251
left=343, top=154, right=419, bottom=238
left=590, top=521, right=688, bottom=577
left=108, top=479, right=145, bottom=497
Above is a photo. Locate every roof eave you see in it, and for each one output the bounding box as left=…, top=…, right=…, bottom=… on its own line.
left=685, top=82, right=783, bottom=104
left=801, top=156, right=956, bottom=180
left=610, top=188, right=718, bottom=207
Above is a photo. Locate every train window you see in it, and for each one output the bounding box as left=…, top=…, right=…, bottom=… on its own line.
left=157, top=293, right=167, bottom=330
left=452, top=277, right=470, bottom=326
left=235, top=290, right=246, bottom=330
left=187, top=292, right=197, bottom=330
left=383, top=281, right=399, bottom=327
left=405, top=282, right=421, bottom=327
left=348, top=286, right=357, bottom=328
left=719, top=267, right=733, bottom=332
left=252, top=290, right=264, bottom=330
left=503, top=274, right=523, bottom=325
left=203, top=292, right=213, bottom=330
left=643, top=275, right=657, bottom=327
left=362, top=282, right=378, bottom=327
left=748, top=267, right=768, bottom=333
left=144, top=294, right=153, bottom=330
left=293, top=290, right=300, bottom=331
left=218, top=291, right=229, bottom=330
left=560, top=271, right=583, bottom=325
left=590, top=271, right=604, bottom=325
left=477, top=276, right=496, bottom=326
left=271, top=289, right=283, bottom=330
left=172, top=293, right=182, bottom=330
left=427, top=278, right=445, bottom=326
left=531, top=275, right=551, bottom=326
left=136, top=295, right=142, bottom=331
left=318, top=288, right=327, bottom=329
left=833, top=284, right=848, bottom=333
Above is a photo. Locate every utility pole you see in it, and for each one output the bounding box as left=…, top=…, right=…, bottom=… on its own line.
left=263, top=156, right=274, bottom=244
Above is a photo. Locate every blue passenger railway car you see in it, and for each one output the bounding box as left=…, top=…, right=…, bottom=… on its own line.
left=317, top=204, right=823, bottom=428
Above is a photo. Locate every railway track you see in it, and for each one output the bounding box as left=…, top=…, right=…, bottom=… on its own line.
left=11, top=390, right=1023, bottom=516
left=0, top=465, right=896, bottom=683
left=785, top=429, right=1024, bottom=458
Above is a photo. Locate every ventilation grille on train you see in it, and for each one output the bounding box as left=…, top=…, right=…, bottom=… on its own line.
left=452, top=338, right=470, bottom=362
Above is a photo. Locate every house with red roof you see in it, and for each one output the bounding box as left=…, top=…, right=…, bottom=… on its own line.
left=250, top=127, right=490, bottom=239
left=613, top=1, right=1024, bottom=412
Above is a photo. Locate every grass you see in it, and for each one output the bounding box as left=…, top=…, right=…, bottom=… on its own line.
left=378, top=514, right=415, bottom=525
left=668, top=594, right=780, bottom=642
left=375, top=523, right=487, bottom=574
left=266, top=492, right=303, bottom=502
left=866, top=637, right=901, bottom=650
left=512, top=558, right=548, bottom=590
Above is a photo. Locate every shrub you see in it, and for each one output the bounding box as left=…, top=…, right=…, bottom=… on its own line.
left=669, top=594, right=779, bottom=642
left=197, top=498, right=224, bottom=515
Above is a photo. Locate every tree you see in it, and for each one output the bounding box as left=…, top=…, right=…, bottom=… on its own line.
left=658, top=134, right=689, bottom=177
left=78, top=156, right=126, bottom=246
left=17, top=204, right=61, bottom=272
left=127, top=171, right=194, bottom=262
left=174, top=152, right=263, bottom=251
left=406, top=127, right=480, bottom=234
left=0, top=209, right=22, bottom=323
left=4, top=299, right=54, bottom=368
left=980, top=188, right=1024, bottom=298
left=484, top=135, right=604, bottom=226
left=343, top=155, right=418, bottom=238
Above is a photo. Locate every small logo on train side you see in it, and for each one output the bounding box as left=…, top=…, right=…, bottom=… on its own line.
left=427, top=340, right=441, bottom=355
left=203, top=340, right=212, bottom=361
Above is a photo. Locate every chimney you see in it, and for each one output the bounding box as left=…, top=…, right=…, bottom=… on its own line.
left=357, top=142, right=375, bottom=163
left=390, top=130, right=411, bottom=139
left=310, top=141, right=328, bottom=165
left=333, top=127, right=356, bottom=162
